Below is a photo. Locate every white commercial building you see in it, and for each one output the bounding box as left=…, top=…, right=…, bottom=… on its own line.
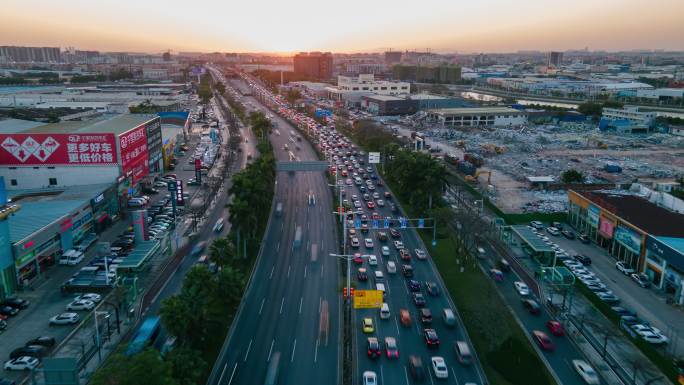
left=427, top=107, right=527, bottom=128
left=636, top=88, right=684, bottom=100
left=326, top=74, right=410, bottom=105
left=600, top=107, right=656, bottom=133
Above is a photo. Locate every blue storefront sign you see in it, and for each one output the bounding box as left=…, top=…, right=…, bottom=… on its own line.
left=614, top=226, right=642, bottom=254
left=646, top=236, right=684, bottom=272
left=587, top=204, right=600, bottom=227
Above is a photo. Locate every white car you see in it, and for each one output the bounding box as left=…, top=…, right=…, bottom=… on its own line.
left=415, top=249, right=427, bottom=260
left=632, top=324, right=661, bottom=335
left=615, top=261, right=635, bottom=275
left=153, top=181, right=168, bottom=188
left=50, top=312, right=80, bottom=325
left=381, top=246, right=390, bottom=256
left=640, top=332, right=669, bottom=344
left=393, top=241, right=404, bottom=249
left=362, top=371, right=377, bottom=385
left=66, top=299, right=95, bottom=311
left=572, top=359, right=599, bottom=384
left=367, top=255, right=378, bottom=266
left=431, top=356, right=449, bottom=379
left=386, top=261, right=397, bottom=274
left=364, top=238, right=374, bottom=248
left=4, top=356, right=40, bottom=371
left=376, top=199, right=385, bottom=207
left=75, top=293, right=102, bottom=303
left=514, top=281, right=530, bottom=296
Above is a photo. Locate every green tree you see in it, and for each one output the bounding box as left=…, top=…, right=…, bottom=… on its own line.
left=90, top=349, right=178, bottom=385
left=577, top=102, right=603, bottom=118
left=213, top=266, right=246, bottom=309
left=209, top=237, right=236, bottom=267
left=166, top=347, right=207, bottom=385
left=46, top=112, right=60, bottom=123
left=215, top=82, right=226, bottom=95
left=561, top=169, right=585, bottom=184
left=285, top=88, right=302, bottom=104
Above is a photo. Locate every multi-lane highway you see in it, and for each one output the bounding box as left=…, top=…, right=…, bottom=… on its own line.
left=207, top=72, right=340, bottom=385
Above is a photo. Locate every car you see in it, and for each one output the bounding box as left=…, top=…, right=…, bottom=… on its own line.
left=376, top=199, right=385, bottom=207
left=631, top=273, right=651, bottom=288
left=367, top=255, right=377, bottom=266
left=407, top=280, right=421, bottom=292
left=350, top=237, right=360, bottom=248
left=364, top=238, right=374, bottom=248
left=562, top=230, right=575, bottom=239
left=25, top=337, right=55, bottom=348
left=572, top=359, right=599, bottom=384
left=632, top=324, right=662, bottom=335
left=522, top=299, right=540, bottom=314
left=374, top=270, right=384, bottom=282
left=0, top=306, right=18, bottom=317
left=380, top=246, right=390, bottom=256
left=431, top=356, right=448, bottom=379
left=66, top=299, right=95, bottom=311
left=532, top=330, right=555, bottom=351
left=420, top=308, right=433, bottom=324
left=615, top=261, right=634, bottom=275
left=352, top=254, right=363, bottom=265
left=362, top=371, right=377, bottom=385
left=426, top=282, right=440, bottom=296
left=546, top=227, right=561, bottom=236
left=385, top=337, right=399, bottom=359
left=530, top=221, right=544, bottom=230
left=394, top=240, right=404, bottom=249
left=357, top=268, right=368, bottom=281
left=415, top=249, right=427, bottom=260
left=9, top=345, right=46, bottom=360
left=400, top=309, right=412, bottom=326
left=546, top=320, right=565, bottom=336
left=597, top=292, right=620, bottom=303
left=402, top=264, right=414, bottom=278
left=0, top=320, right=6, bottom=330
left=386, top=261, right=397, bottom=274
left=408, top=355, right=425, bottom=380
left=362, top=318, right=374, bottom=333
left=399, top=248, right=411, bottom=261
left=49, top=313, right=79, bottom=325
left=574, top=255, right=592, bottom=265
left=640, top=332, right=669, bottom=345
left=578, top=233, right=590, bottom=244
left=2, top=297, right=29, bottom=309
left=514, top=281, right=530, bottom=296
left=413, top=293, right=426, bottom=307
left=377, top=232, right=388, bottom=242
left=423, top=329, right=440, bottom=348
left=367, top=337, right=381, bottom=358
left=153, top=181, right=168, bottom=188
left=611, top=306, right=637, bottom=318
left=390, top=228, right=401, bottom=238
left=74, top=293, right=101, bottom=303
left=4, top=356, right=39, bottom=371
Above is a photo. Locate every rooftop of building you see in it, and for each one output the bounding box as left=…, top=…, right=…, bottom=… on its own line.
left=410, top=93, right=452, bottom=100
left=428, top=107, right=524, bottom=115
left=578, top=190, right=684, bottom=238
left=1, top=114, right=157, bottom=135
left=7, top=183, right=111, bottom=244
left=362, top=94, right=406, bottom=101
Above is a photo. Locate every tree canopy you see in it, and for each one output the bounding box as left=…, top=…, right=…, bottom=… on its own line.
left=560, top=169, right=586, bottom=184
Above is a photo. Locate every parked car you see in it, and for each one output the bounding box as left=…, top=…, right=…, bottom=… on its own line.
left=25, top=337, right=55, bottom=348
left=66, top=299, right=95, bottom=311
left=574, top=255, right=592, bottom=265
left=562, top=230, right=575, bottom=239
left=546, top=227, right=561, bottom=236
left=578, top=234, right=590, bottom=244
left=49, top=313, right=79, bottom=325
left=0, top=306, right=18, bottom=317
left=630, top=273, right=651, bottom=288
left=9, top=346, right=46, bottom=360
left=2, top=297, right=29, bottom=310
left=615, top=261, right=635, bottom=275
left=4, top=357, right=39, bottom=371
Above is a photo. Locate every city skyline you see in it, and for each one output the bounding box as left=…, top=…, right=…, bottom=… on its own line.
left=2, top=0, right=683, bottom=54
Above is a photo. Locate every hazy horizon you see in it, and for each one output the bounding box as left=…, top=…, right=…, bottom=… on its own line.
left=2, top=0, right=683, bottom=54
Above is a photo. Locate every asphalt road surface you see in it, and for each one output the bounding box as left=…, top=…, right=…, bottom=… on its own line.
left=207, top=76, right=340, bottom=385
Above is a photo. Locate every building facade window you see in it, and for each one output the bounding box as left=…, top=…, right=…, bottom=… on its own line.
left=10, top=179, right=17, bottom=186
left=49, top=178, right=57, bottom=186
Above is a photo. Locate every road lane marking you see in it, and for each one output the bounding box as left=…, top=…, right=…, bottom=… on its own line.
left=243, top=339, right=253, bottom=362
left=218, top=363, right=229, bottom=384
left=267, top=339, right=275, bottom=362
left=395, top=318, right=400, bottom=335
left=269, top=266, right=275, bottom=279
left=299, top=297, right=303, bottom=314
left=403, top=366, right=410, bottom=385
left=280, top=297, right=285, bottom=314
left=319, top=297, right=322, bottom=314
left=276, top=241, right=280, bottom=251
left=259, top=298, right=265, bottom=315
left=304, top=265, right=308, bottom=278
left=320, top=265, right=324, bottom=279
left=314, top=339, right=319, bottom=362
left=291, top=339, right=297, bottom=362
left=451, top=367, right=459, bottom=385
left=380, top=365, right=385, bottom=385
left=428, top=365, right=435, bottom=385
left=227, top=362, right=238, bottom=385
left=287, top=265, right=291, bottom=278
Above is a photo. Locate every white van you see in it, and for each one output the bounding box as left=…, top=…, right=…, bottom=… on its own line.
left=380, top=303, right=390, bottom=319
left=442, top=308, right=456, bottom=328
left=375, top=283, right=386, bottom=297
left=59, top=249, right=85, bottom=266
left=374, top=270, right=384, bottom=282
left=386, top=261, right=397, bottom=274
left=454, top=341, right=473, bottom=365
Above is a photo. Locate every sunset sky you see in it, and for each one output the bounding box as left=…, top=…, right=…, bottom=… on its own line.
left=2, top=0, right=683, bottom=54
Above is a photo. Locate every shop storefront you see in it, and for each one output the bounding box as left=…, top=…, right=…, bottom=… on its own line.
left=597, top=214, right=616, bottom=250
left=91, top=184, right=120, bottom=234
left=146, top=118, right=163, bottom=174
left=612, top=225, right=643, bottom=269
left=645, top=236, right=684, bottom=305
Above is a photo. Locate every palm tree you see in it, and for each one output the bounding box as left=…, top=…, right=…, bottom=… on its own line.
left=209, top=238, right=236, bottom=267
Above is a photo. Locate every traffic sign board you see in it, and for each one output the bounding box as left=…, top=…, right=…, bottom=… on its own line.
left=353, top=290, right=383, bottom=309
left=418, top=218, right=425, bottom=228
left=368, top=152, right=380, bottom=164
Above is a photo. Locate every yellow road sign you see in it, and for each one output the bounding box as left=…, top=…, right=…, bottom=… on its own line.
left=353, top=290, right=383, bottom=309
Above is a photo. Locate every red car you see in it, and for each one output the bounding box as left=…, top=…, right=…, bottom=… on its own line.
left=352, top=253, right=363, bottom=265
left=366, top=201, right=375, bottom=209
left=399, top=249, right=411, bottom=261
left=371, top=212, right=381, bottom=220
left=532, top=330, right=555, bottom=351
left=367, top=337, right=381, bottom=359
left=546, top=320, right=565, bottom=336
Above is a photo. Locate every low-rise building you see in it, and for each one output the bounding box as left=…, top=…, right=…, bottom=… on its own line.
left=360, top=93, right=471, bottom=116
left=327, top=74, right=410, bottom=105
left=568, top=189, right=684, bottom=304
left=599, top=106, right=656, bottom=133
left=427, top=107, right=527, bottom=128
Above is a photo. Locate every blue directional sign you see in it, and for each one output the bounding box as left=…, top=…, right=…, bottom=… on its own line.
left=418, top=218, right=425, bottom=228
left=372, top=220, right=379, bottom=229
left=354, top=219, right=361, bottom=229
left=383, top=219, right=390, bottom=229
left=399, top=217, right=408, bottom=228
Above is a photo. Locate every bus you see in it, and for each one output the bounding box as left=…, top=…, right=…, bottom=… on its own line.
left=293, top=226, right=302, bottom=248
left=126, top=316, right=161, bottom=356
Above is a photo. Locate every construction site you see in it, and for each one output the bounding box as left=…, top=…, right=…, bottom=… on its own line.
left=394, top=120, right=684, bottom=214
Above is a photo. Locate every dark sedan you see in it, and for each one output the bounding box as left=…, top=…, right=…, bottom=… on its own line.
left=0, top=306, right=18, bottom=317
left=2, top=297, right=30, bottom=309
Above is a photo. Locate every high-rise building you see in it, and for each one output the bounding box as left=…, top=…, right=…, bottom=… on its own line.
left=0, top=46, right=61, bottom=63
left=293, top=52, right=333, bottom=80
left=384, top=51, right=402, bottom=65
left=548, top=51, right=563, bottom=67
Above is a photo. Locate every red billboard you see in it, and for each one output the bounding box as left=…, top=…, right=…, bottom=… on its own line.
left=0, top=133, right=118, bottom=166
left=119, top=125, right=149, bottom=183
